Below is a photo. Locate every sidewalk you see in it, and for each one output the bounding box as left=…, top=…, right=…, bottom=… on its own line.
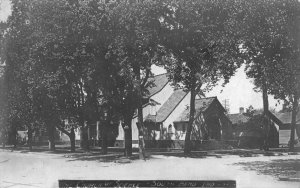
left=2, top=145, right=300, bottom=184
left=1, top=150, right=299, bottom=188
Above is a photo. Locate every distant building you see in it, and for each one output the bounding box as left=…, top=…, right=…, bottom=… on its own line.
left=173, top=97, right=232, bottom=141
left=275, top=111, right=300, bottom=146
left=227, top=108, right=250, bottom=139
left=228, top=108, right=284, bottom=148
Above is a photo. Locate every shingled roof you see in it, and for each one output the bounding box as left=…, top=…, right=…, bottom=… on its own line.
left=144, top=73, right=169, bottom=98
left=144, top=114, right=157, bottom=123
left=145, top=89, right=188, bottom=123
left=274, top=111, right=300, bottom=124
left=227, top=113, right=250, bottom=125
left=228, top=110, right=283, bottom=126
left=174, top=97, right=217, bottom=122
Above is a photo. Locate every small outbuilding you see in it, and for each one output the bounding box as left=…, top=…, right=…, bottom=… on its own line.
left=173, top=97, right=233, bottom=141
left=275, top=111, right=300, bottom=146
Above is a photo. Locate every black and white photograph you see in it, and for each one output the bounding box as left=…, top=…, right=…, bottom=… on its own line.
left=0, top=0, right=299, bottom=187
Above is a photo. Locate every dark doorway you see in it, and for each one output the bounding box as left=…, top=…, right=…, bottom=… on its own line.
left=206, top=116, right=221, bottom=140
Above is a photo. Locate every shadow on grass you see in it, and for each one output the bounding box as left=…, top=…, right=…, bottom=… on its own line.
left=62, top=150, right=211, bottom=163
left=6, top=145, right=298, bottom=165
left=1, top=145, right=156, bottom=163
left=1, top=145, right=83, bottom=154
left=234, top=159, right=300, bottom=178
left=150, top=151, right=208, bottom=159
left=64, top=153, right=142, bottom=163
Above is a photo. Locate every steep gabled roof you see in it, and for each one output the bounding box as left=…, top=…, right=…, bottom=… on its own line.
left=174, top=97, right=218, bottom=122
left=274, top=111, right=300, bottom=124
left=144, top=73, right=168, bottom=98
left=228, top=110, right=283, bottom=126
left=266, top=110, right=283, bottom=126
left=227, top=113, right=250, bottom=125
left=144, top=114, right=157, bottom=123
left=145, top=89, right=188, bottom=123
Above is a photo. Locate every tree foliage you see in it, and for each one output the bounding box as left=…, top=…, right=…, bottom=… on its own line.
left=241, top=0, right=300, bottom=150
left=160, top=0, right=243, bottom=153
left=2, top=0, right=299, bottom=153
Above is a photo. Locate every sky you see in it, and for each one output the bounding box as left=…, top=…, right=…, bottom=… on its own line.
left=0, top=0, right=283, bottom=114
left=0, top=0, right=10, bottom=22
left=207, top=65, right=282, bottom=113
left=152, top=65, right=282, bottom=114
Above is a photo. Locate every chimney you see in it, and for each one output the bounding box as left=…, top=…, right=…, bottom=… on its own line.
left=239, top=107, right=244, bottom=114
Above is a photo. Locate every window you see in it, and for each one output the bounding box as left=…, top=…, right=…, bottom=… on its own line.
left=168, top=124, right=173, bottom=133
left=150, top=105, right=156, bottom=116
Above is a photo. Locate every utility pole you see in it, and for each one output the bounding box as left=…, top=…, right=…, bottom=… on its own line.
left=222, top=99, right=230, bottom=114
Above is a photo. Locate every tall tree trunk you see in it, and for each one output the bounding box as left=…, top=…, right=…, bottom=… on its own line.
left=27, top=126, right=33, bottom=151
left=79, top=126, right=85, bottom=148
left=184, top=78, right=196, bottom=154
left=80, top=120, right=89, bottom=150
left=102, top=119, right=108, bottom=154
left=289, top=94, right=299, bottom=151
left=134, top=65, right=146, bottom=160
left=137, top=106, right=146, bottom=160
left=2, top=139, right=5, bottom=148
left=2, top=131, right=6, bottom=148
left=70, top=128, right=75, bottom=152
left=12, top=126, right=17, bottom=149
left=262, top=82, right=269, bottom=114
left=262, top=81, right=270, bottom=151
left=122, top=92, right=135, bottom=157
left=56, top=124, right=76, bottom=152
left=47, top=125, right=55, bottom=151
left=124, top=115, right=133, bottom=157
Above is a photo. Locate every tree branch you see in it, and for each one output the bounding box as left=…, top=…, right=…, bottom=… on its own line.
left=141, top=68, right=151, bottom=88
left=56, top=124, right=71, bottom=137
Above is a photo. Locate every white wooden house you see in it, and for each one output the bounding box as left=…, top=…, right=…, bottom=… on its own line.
left=116, top=73, right=232, bottom=147
left=116, top=73, right=191, bottom=145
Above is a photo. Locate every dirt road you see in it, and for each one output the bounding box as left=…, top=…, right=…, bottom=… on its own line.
left=0, top=150, right=299, bottom=188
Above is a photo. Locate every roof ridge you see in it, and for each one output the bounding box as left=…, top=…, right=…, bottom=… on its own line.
left=157, top=90, right=188, bottom=123
left=147, top=73, right=169, bottom=97
left=195, top=96, right=217, bottom=100
left=153, top=72, right=168, bottom=77
left=174, top=95, right=221, bottom=123
left=276, top=111, right=300, bottom=114
left=228, top=113, right=246, bottom=115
